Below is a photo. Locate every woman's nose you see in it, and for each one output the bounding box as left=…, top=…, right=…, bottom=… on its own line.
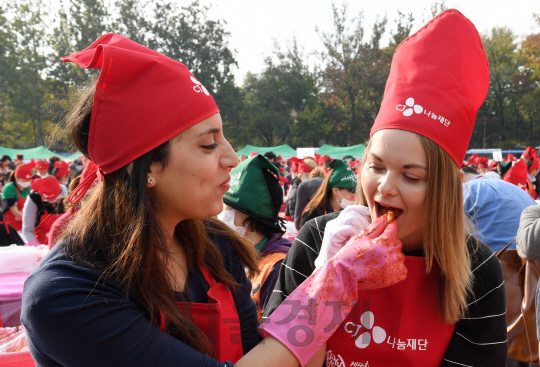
left=222, top=140, right=239, bottom=169
left=378, top=173, right=398, bottom=197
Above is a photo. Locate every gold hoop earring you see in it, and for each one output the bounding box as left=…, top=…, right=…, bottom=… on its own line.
left=147, top=176, right=155, bottom=185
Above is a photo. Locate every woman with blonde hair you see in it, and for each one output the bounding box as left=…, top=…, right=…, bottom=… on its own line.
left=264, top=9, right=507, bottom=367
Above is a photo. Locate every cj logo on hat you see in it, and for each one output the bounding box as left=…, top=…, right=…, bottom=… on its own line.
left=190, top=76, right=210, bottom=96
left=396, top=97, right=451, bottom=127
left=397, top=97, right=423, bottom=116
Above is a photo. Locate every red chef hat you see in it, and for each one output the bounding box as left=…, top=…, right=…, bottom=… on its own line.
left=31, top=177, right=62, bottom=201
left=503, top=159, right=528, bottom=191
left=370, top=10, right=489, bottom=167
left=35, top=160, right=49, bottom=171
left=522, top=147, right=540, bottom=172
left=61, top=33, right=219, bottom=203
left=15, top=162, right=35, bottom=180
left=54, top=161, right=70, bottom=178
left=507, top=153, right=518, bottom=162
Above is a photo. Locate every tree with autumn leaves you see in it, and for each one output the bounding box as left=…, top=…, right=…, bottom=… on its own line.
left=0, top=0, right=539, bottom=151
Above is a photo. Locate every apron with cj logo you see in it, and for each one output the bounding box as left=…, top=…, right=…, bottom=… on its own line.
left=326, top=256, right=455, bottom=367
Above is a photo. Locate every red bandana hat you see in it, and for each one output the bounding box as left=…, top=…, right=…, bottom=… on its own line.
left=54, top=161, right=70, bottom=178
left=15, top=162, right=35, bottom=180
left=522, top=147, right=540, bottom=172
left=477, top=157, right=489, bottom=164
left=31, top=177, right=61, bottom=201
left=467, top=153, right=478, bottom=166
left=35, top=160, right=49, bottom=171
left=370, top=10, right=489, bottom=166
left=503, top=159, right=528, bottom=191
left=61, top=33, right=219, bottom=203
left=314, top=153, right=322, bottom=166
left=298, top=161, right=313, bottom=173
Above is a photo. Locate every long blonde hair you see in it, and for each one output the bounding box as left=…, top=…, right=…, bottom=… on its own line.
left=357, top=136, right=473, bottom=324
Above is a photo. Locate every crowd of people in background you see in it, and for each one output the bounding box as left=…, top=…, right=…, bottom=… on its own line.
left=0, top=154, right=89, bottom=248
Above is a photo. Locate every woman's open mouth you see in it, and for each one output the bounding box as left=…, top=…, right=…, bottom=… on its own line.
left=376, top=202, right=403, bottom=219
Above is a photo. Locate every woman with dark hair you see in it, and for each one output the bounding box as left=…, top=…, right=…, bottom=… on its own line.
left=300, top=159, right=357, bottom=227
left=218, top=154, right=292, bottom=322
left=21, top=34, right=404, bottom=367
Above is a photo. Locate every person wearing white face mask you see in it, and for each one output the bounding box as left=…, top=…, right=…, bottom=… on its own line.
left=22, top=176, right=68, bottom=246
left=1, top=162, right=35, bottom=241
left=218, top=154, right=293, bottom=323
left=300, top=159, right=357, bottom=228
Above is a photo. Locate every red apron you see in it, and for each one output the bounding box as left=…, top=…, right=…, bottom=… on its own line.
left=159, top=267, right=244, bottom=363
left=34, top=209, right=61, bottom=245
left=3, top=188, right=25, bottom=231
left=326, top=257, right=455, bottom=367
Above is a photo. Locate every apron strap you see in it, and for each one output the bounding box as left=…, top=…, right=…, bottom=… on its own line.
left=200, top=267, right=217, bottom=287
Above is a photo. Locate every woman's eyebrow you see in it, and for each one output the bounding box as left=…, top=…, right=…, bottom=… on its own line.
left=198, top=127, right=220, bottom=137
left=403, top=163, right=428, bottom=171
left=370, top=152, right=383, bottom=162
left=371, top=152, right=427, bottom=171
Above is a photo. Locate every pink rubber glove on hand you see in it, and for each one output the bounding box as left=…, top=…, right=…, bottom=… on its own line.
left=259, top=212, right=407, bottom=366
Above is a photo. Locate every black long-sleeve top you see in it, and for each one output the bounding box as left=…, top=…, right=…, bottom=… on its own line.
left=21, top=234, right=261, bottom=367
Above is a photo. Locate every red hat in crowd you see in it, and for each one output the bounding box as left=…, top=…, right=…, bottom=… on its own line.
left=15, top=162, right=35, bottom=180
left=503, top=159, right=528, bottom=191
left=54, top=161, right=70, bottom=178
left=488, top=161, right=498, bottom=170
left=278, top=154, right=282, bottom=161
left=466, top=153, right=478, bottom=166
left=477, top=156, right=488, bottom=164
left=370, top=10, right=489, bottom=167
left=507, top=153, right=518, bottom=162
left=291, top=157, right=312, bottom=173
left=35, top=160, right=49, bottom=171
left=290, top=161, right=298, bottom=173
left=522, top=147, right=540, bottom=172
left=31, top=177, right=61, bottom=201
left=61, top=33, right=219, bottom=203
left=297, top=161, right=313, bottom=173
left=477, top=162, right=487, bottom=170
left=250, top=152, right=259, bottom=158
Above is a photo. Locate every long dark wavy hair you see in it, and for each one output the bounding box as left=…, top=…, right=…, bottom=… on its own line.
left=58, top=78, right=259, bottom=356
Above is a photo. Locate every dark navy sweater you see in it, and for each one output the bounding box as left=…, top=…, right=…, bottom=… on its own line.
left=21, top=234, right=261, bottom=367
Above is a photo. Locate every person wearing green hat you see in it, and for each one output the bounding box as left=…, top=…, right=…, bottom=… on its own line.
left=300, top=159, right=357, bottom=227
left=218, top=154, right=292, bottom=323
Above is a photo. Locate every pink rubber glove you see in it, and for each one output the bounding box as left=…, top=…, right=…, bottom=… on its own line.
left=24, top=238, right=40, bottom=247
left=259, top=212, right=407, bottom=366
